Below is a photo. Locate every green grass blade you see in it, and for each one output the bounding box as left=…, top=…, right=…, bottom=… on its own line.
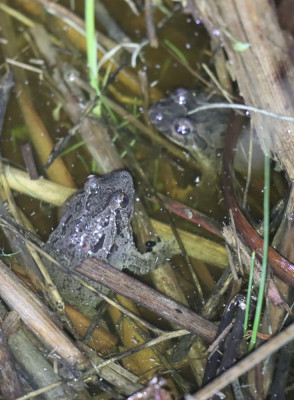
left=85, top=0, right=99, bottom=93
left=248, top=149, right=270, bottom=352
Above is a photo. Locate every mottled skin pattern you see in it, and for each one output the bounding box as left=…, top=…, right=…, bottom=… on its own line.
left=48, top=171, right=135, bottom=269
left=46, top=170, right=175, bottom=317
left=148, top=89, right=231, bottom=184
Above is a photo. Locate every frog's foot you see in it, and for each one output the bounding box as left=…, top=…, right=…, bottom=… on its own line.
left=124, top=240, right=179, bottom=275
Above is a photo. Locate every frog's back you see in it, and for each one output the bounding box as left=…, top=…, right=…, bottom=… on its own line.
left=46, top=170, right=135, bottom=269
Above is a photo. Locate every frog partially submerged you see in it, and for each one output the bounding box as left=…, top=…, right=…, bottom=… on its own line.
left=46, top=170, right=175, bottom=317
left=148, top=89, right=231, bottom=187
left=148, top=89, right=265, bottom=189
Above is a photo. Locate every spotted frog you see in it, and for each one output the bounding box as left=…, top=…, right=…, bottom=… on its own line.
left=46, top=170, right=175, bottom=317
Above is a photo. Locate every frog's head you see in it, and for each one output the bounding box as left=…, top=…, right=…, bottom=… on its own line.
left=148, top=89, right=232, bottom=166
left=83, top=170, right=135, bottom=228
left=148, top=89, right=209, bottom=155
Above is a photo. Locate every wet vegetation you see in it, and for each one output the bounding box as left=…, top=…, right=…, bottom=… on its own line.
left=0, top=1, right=294, bottom=399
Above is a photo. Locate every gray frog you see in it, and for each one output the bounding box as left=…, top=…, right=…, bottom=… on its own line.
left=46, top=170, right=174, bottom=318
left=148, top=89, right=231, bottom=186
left=148, top=89, right=262, bottom=185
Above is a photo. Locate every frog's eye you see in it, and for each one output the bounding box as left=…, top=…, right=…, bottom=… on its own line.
left=173, top=118, right=193, bottom=136
left=174, top=89, right=189, bottom=105
left=153, top=112, right=163, bottom=122
left=118, top=193, right=129, bottom=208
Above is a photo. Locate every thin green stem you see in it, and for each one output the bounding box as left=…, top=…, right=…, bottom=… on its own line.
left=248, top=149, right=270, bottom=351
left=85, top=0, right=99, bottom=93
left=164, top=40, right=189, bottom=64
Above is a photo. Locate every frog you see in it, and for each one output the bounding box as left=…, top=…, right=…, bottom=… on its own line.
left=148, top=88, right=263, bottom=187
left=148, top=88, right=232, bottom=187
left=46, top=170, right=175, bottom=318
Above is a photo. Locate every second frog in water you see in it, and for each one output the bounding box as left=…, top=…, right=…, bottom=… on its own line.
left=148, top=89, right=262, bottom=189
left=148, top=89, right=231, bottom=186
